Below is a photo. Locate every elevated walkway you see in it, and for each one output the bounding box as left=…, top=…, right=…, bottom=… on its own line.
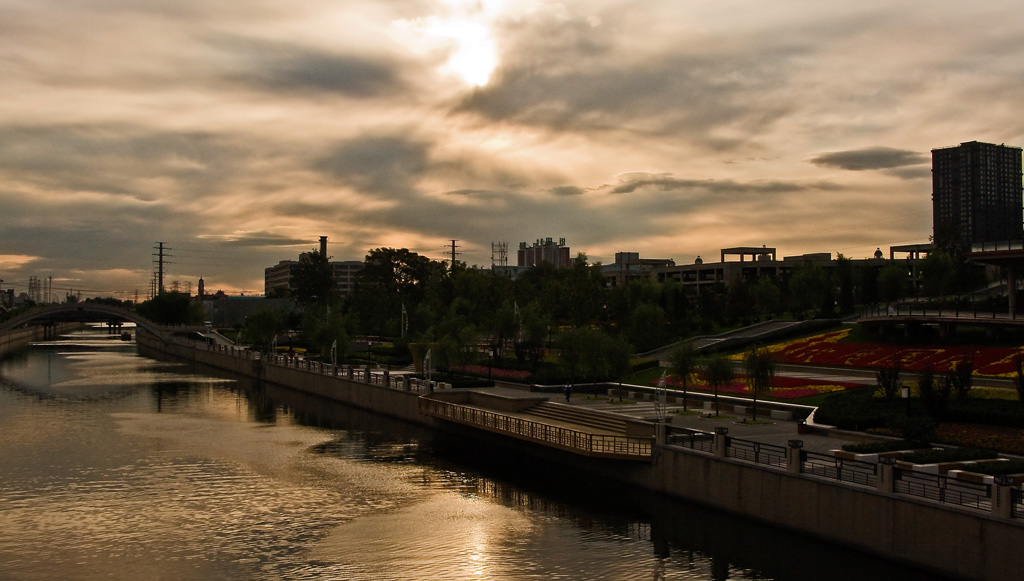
left=419, top=389, right=653, bottom=461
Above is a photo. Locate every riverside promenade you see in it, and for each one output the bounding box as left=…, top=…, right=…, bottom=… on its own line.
left=136, top=331, right=1024, bottom=581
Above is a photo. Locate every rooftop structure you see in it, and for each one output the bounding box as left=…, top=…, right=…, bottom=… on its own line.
left=518, top=237, right=571, bottom=268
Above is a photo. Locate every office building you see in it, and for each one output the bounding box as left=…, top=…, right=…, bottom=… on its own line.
left=932, top=141, right=1023, bottom=248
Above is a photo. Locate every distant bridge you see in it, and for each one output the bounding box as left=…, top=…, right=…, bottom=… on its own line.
left=0, top=303, right=211, bottom=343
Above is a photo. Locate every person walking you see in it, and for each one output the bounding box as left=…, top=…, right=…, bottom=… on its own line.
left=564, top=383, right=572, bottom=403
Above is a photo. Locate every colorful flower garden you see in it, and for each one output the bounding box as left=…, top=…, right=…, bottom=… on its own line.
left=660, top=373, right=861, bottom=400
left=761, top=328, right=1024, bottom=377
left=653, top=327, right=1024, bottom=400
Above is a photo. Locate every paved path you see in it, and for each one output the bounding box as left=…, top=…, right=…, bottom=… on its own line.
left=466, top=386, right=864, bottom=454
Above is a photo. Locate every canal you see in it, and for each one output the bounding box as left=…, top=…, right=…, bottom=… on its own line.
left=0, top=327, right=955, bottom=580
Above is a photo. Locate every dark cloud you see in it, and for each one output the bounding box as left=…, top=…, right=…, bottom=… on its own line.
left=211, top=37, right=405, bottom=97
left=549, top=186, right=584, bottom=196
left=454, top=14, right=802, bottom=142
left=809, top=147, right=928, bottom=171
left=196, top=232, right=313, bottom=248
left=0, top=124, right=243, bottom=200
left=606, top=174, right=844, bottom=196
left=314, top=134, right=431, bottom=197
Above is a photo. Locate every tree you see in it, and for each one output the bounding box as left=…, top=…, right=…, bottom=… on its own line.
left=629, top=303, right=667, bottom=352
left=135, top=292, right=204, bottom=325
left=876, top=353, right=903, bottom=401
left=290, top=250, right=337, bottom=307
left=245, top=308, right=287, bottom=351
left=484, top=301, right=517, bottom=360
left=670, top=342, right=697, bottom=411
left=301, top=303, right=349, bottom=360
left=513, top=302, right=549, bottom=369
left=920, top=250, right=955, bottom=301
left=1014, top=355, right=1024, bottom=402
left=351, top=247, right=445, bottom=336
left=704, top=354, right=734, bottom=417
left=752, top=276, right=782, bottom=319
left=878, top=263, right=908, bottom=304
left=947, top=353, right=974, bottom=401
left=787, top=261, right=830, bottom=318
left=556, top=327, right=628, bottom=383
left=833, top=254, right=859, bottom=315
left=743, top=346, right=776, bottom=421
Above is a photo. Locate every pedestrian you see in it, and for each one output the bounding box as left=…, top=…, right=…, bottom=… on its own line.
left=564, top=383, right=572, bottom=403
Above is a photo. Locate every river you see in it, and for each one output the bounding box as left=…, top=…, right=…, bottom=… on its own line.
left=0, top=327, right=955, bottom=580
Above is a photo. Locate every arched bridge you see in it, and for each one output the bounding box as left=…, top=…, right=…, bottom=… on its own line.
left=0, top=303, right=171, bottom=340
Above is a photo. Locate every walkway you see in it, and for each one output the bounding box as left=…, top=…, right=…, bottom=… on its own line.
left=435, top=384, right=862, bottom=455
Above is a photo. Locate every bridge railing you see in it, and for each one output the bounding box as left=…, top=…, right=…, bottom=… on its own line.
left=860, top=304, right=1022, bottom=321
left=419, top=397, right=653, bottom=459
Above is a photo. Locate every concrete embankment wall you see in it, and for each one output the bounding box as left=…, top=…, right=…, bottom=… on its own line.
left=137, top=332, right=429, bottom=427
left=0, top=323, right=79, bottom=357
left=645, top=447, right=1021, bottom=581
left=138, top=334, right=1023, bottom=581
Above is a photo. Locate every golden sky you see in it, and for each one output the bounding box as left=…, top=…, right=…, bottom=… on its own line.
left=1, top=0, right=1022, bottom=297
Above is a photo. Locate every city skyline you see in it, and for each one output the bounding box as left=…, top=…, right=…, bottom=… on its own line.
left=2, top=0, right=1024, bottom=297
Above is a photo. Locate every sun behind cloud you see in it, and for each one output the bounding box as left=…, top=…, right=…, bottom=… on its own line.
left=395, top=0, right=504, bottom=86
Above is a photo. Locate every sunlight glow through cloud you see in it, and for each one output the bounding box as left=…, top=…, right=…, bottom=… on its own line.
left=396, top=0, right=503, bottom=86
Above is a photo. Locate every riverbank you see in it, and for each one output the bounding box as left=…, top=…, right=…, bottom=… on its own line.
left=139, top=331, right=1024, bottom=581
left=0, top=322, right=81, bottom=357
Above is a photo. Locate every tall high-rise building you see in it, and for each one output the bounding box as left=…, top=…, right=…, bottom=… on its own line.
left=932, top=141, right=1023, bottom=249
left=517, top=237, right=571, bottom=268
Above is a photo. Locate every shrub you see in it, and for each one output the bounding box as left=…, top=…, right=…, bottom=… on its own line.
left=893, top=417, right=936, bottom=447
left=947, top=354, right=974, bottom=401
left=842, top=440, right=920, bottom=454
left=899, top=447, right=997, bottom=464
left=917, top=365, right=949, bottom=419
left=875, top=355, right=902, bottom=401
left=967, top=460, right=1024, bottom=476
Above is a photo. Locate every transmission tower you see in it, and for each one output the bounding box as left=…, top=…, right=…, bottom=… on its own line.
left=491, top=242, right=508, bottom=267
left=448, top=239, right=461, bottom=268
left=153, top=242, right=173, bottom=294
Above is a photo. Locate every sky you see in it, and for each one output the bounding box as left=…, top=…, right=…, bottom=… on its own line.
left=2, top=0, right=1024, bottom=299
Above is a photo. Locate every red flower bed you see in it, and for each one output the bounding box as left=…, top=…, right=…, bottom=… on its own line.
left=773, top=329, right=1024, bottom=376
left=659, top=374, right=860, bottom=400
left=450, top=365, right=531, bottom=382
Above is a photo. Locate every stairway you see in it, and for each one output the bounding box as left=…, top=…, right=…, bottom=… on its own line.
left=523, top=401, right=628, bottom=434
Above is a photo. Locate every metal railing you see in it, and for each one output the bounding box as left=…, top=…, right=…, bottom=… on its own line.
left=667, top=429, right=715, bottom=454
left=725, top=438, right=787, bottom=468
left=420, top=398, right=652, bottom=459
left=860, top=304, right=1023, bottom=321
left=894, top=469, right=992, bottom=512
left=801, top=451, right=878, bottom=487
left=178, top=338, right=438, bottom=393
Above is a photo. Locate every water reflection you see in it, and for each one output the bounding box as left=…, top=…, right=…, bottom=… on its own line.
left=0, top=330, right=960, bottom=581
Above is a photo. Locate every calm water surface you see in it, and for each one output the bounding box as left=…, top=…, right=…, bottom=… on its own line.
left=0, top=328, right=953, bottom=580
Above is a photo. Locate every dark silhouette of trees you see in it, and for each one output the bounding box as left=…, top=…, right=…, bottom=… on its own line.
left=290, top=250, right=337, bottom=307
left=670, top=342, right=697, bottom=411
left=704, top=354, right=734, bottom=417
left=135, top=292, right=204, bottom=325
left=743, top=346, right=776, bottom=421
